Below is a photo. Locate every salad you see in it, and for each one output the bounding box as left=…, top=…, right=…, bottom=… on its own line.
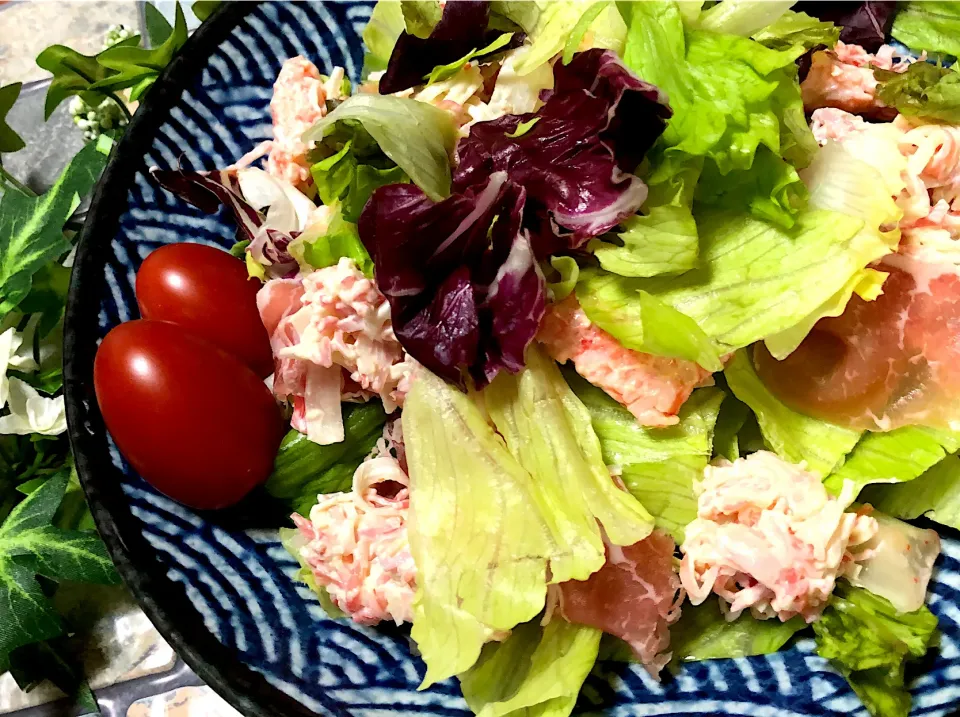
left=91, top=2, right=960, bottom=717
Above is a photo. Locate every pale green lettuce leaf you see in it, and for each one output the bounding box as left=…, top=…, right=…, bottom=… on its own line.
left=279, top=527, right=346, bottom=618
left=724, top=350, right=861, bottom=477
left=362, top=1, right=405, bottom=77
left=862, top=453, right=960, bottom=531
left=546, top=256, right=579, bottom=301
left=401, top=0, right=442, bottom=38
left=892, top=1, right=960, bottom=57
left=823, top=427, right=960, bottom=500
left=566, top=370, right=723, bottom=543
left=751, top=9, right=840, bottom=51
left=485, top=346, right=654, bottom=571
left=671, top=597, right=805, bottom=662
left=303, top=95, right=457, bottom=202
left=403, top=370, right=569, bottom=686
left=696, top=0, right=794, bottom=37
left=425, top=32, right=516, bottom=85
left=712, top=388, right=751, bottom=461
left=575, top=269, right=722, bottom=372
left=459, top=618, right=601, bottom=717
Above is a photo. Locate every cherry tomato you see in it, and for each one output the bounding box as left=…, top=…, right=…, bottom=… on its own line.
left=94, top=320, right=284, bottom=510
left=136, top=243, right=274, bottom=377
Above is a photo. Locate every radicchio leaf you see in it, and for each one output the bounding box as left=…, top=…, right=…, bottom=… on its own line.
left=150, top=167, right=296, bottom=277
left=453, top=49, right=671, bottom=257
left=801, top=1, right=897, bottom=53
left=380, top=0, right=522, bottom=94
left=359, top=171, right=545, bottom=387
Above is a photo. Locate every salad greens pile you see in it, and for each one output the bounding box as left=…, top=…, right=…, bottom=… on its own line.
left=0, top=3, right=194, bottom=709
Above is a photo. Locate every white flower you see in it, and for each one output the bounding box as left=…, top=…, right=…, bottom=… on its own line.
left=0, top=378, right=67, bottom=436
left=0, top=327, right=14, bottom=409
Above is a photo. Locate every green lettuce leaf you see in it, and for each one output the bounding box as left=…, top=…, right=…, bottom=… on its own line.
left=813, top=584, right=938, bottom=717
left=575, top=269, right=722, bottom=372
left=862, top=453, right=960, bottom=531
left=310, top=139, right=409, bottom=223
left=696, top=0, right=794, bottom=37
left=459, top=618, right=601, bottom=717
left=671, top=597, right=805, bottom=662
left=404, top=369, right=582, bottom=686
left=265, top=402, right=387, bottom=514
left=279, top=527, right=346, bottom=618
left=823, top=427, right=960, bottom=500
left=304, top=95, right=457, bottom=202
left=425, top=33, right=516, bottom=85
left=891, top=1, right=960, bottom=57
left=545, top=256, right=579, bottom=302
left=724, top=350, right=861, bottom=477
left=485, top=346, right=654, bottom=579
left=875, top=62, right=960, bottom=124
left=712, top=384, right=751, bottom=461
left=401, top=0, right=442, bottom=38
left=290, top=205, right=375, bottom=278
left=362, top=1, right=406, bottom=77
left=590, top=157, right=700, bottom=278
left=751, top=9, right=840, bottom=51
left=566, top=370, right=723, bottom=543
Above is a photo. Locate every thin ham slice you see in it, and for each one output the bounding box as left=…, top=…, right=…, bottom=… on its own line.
left=559, top=530, right=682, bottom=676
left=538, top=295, right=712, bottom=426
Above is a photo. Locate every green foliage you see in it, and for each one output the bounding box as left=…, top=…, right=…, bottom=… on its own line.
left=0, top=83, right=26, bottom=154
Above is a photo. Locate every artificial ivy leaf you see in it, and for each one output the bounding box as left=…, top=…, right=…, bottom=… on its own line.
left=92, top=4, right=188, bottom=101
left=9, top=638, right=100, bottom=715
left=35, top=40, right=137, bottom=120
left=0, top=560, right=62, bottom=674
left=10, top=526, right=118, bottom=585
left=144, top=2, right=175, bottom=47
left=192, top=0, right=221, bottom=22
left=0, top=139, right=109, bottom=317
left=0, top=83, right=26, bottom=154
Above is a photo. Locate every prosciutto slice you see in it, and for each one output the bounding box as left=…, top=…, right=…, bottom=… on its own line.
left=559, top=530, right=682, bottom=676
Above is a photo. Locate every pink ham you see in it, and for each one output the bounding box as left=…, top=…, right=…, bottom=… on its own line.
left=538, top=295, right=712, bottom=426
left=559, top=530, right=682, bottom=676
left=256, top=278, right=307, bottom=398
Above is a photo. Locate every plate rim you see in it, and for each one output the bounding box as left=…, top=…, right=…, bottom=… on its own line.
left=62, top=3, right=342, bottom=716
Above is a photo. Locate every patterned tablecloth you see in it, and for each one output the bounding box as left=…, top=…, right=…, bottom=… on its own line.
left=0, top=3, right=241, bottom=715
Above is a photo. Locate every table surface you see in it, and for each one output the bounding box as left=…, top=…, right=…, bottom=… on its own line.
left=0, top=3, right=243, bottom=716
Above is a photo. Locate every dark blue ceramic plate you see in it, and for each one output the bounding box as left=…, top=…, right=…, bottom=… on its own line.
left=64, top=3, right=960, bottom=716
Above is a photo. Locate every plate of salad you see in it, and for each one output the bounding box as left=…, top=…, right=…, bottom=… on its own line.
left=64, top=1, right=960, bottom=716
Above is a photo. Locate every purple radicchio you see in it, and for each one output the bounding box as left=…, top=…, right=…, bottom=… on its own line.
left=453, top=49, right=672, bottom=257
left=380, top=0, right=523, bottom=94
left=801, top=2, right=897, bottom=53
left=150, top=167, right=298, bottom=278
left=359, top=172, right=545, bottom=388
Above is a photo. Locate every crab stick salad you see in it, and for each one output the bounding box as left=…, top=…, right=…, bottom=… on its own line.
left=94, top=2, right=960, bottom=716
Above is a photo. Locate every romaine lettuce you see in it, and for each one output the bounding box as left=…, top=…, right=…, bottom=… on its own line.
left=891, top=1, right=960, bottom=57
left=696, top=0, right=794, bottom=38
left=875, top=62, right=960, bottom=124
left=862, top=453, right=960, bottom=531
left=485, top=346, right=654, bottom=573
left=459, top=618, right=601, bottom=717
left=751, top=10, right=841, bottom=51
left=724, top=350, right=861, bottom=477
left=289, top=206, right=374, bottom=278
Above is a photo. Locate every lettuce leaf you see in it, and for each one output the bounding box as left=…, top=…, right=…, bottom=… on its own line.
left=485, top=346, right=654, bottom=575
left=862, top=453, right=960, bottom=531
left=724, top=350, right=861, bottom=477
left=671, top=597, right=806, bottom=662
left=303, top=95, right=457, bottom=202
left=823, top=426, right=960, bottom=500
left=279, top=527, right=346, bottom=618
left=401, top=0, right=442, bottom=38
left=696, top=0, right=794, bottom=37
left=459, top=618, right=601, bottom=717
left=575, top=269, right=722, bottom=372
left=424, top=32, right=516, bottom=85
left=891, top=1, right=960, bottom=57
left=751, top=10, right=841, bottom=51
left=290, top=206, right=374, bottom=278
left=361, top=1, right=405, bottom=77
left=813, top=584, right=938, bottom=717
left=403, top=369, right=568, bottom=685
left=875, top=62, right=960, bottom=124
left=566, top=370, right=723, bottom=542
left=546, top=256, right=579, bottom=302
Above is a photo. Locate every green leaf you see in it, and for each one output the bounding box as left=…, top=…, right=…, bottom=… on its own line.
left=505, top=117, right=540, bottom=139
left=265, top=402, right=387, bottom=512
left=724, top=350, right=861, bottom=477
left=304, top=95, right=457, bottom=202
left=0, top=83, right=25, bottom=154
left=310, top=139, right=409, bottom=223
left=144, top=3, right=175, bottom=47
left=671, top=596, right=805, bottom=662
left=0, top=140, right=109, bottom=317
left=362, top=0, right=406, bottom=77
left=575, top=269, right=723, bottom=372
left=192, top=0, right=221, bottom=23
left=813, top=584, right=938, bottom=717
left=862, top=453, right=960, bottom=531
left=712, top=387, right=750, bottom=461
left=228, top=239, right=250, bottom=258
left=0, top=560, right=62, bottom=673
left=36, top=44, right=116, bottom=120
left=9, top=527, right=118, bottom=585
left=1, top=468, right=69, bottom=537
left=696, top=0, right=794, bottom=37
left=9, top=639, right=99, bottom=715
left=823, top=427, right=960, bottom=500
left=891, top=1, right=960, bottom=57
left=402, top=0, right=442, bottom=38
left=425, top=32, right=515, bottom=86
left=562, top=2, right=609, bottom=64
left=92, top=4, right=188, bottom=96
left=875, top=62, right=960, bottom=124
left=751, top=10, right=840, bottom=51
left=459, top=618, right=601, bottom=717
left=545, top=255, right=578, bottom=302
left=291, top=206, right=375, bottom=278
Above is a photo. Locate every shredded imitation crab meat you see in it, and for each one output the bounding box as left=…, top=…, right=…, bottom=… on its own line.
left=680, top=452, right=878, bottom=623
left=265, top=57, right=347, bottom=189
left=538, top=295, right=712, bottom=426
left=801, top=41, right=913, bottom=118
left=256, top=258, right=417, bottom=445
left=293, top=455, right=416, bottom=625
